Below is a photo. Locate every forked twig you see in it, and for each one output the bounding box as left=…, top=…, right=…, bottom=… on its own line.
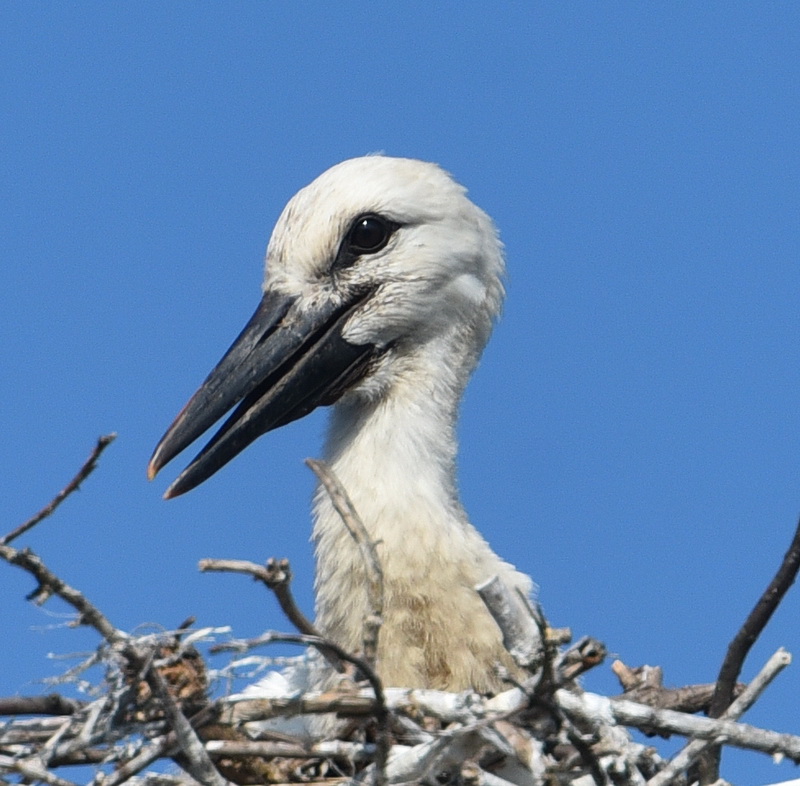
left=699, top=517, right=800, bottom=782
left=648, top=648, right=791, bottom=786
left=2, top=434, right=117, bottom=546
left=0, top=542, right=124, bottom=644
left=199, top=557, right=343, bottom=672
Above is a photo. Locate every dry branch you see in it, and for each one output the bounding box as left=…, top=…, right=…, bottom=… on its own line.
left=648, top=649, right=792, bottom=785
left=699, top=516, right=800, bottom=782
left=198, top=559, right=317, bottom=639
left=611, top=660, right=744, bottom=714
left=3, top=631, right=799, bottom=785
left=0, top=541, right=124, bottom=644
left=557, top=676, right=800, bottom=762
left=0, top=696, right=84, bottom=717
left=712, top=518, right=800, bottom=713
left=475, top=575, right=543, bottom=672
left=2, top=433, right=116, bottom=546
left=306, top=458, right=384, bottom=670
left=3, top=439, right=800, bottom=786
left=145, top=669, right=226, bottom=786
left=198, top=557, right=343, bottom=673
left=212, top=629, right=392, bottom=785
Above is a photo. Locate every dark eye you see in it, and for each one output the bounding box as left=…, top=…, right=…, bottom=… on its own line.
left=345, top=214, right=393, bottom=254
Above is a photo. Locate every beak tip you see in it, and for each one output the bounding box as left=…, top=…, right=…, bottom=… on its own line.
left=162, top=481, right=177, bottom=500
left=163, top=473, right=190, bottom=500
left=147, top=449, right=164, bottom=481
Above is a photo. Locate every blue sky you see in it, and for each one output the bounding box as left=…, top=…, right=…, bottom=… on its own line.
left=2, top=4, right=799, bottom=783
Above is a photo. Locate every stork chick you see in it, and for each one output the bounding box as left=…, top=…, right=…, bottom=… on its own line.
left=149, top=156, right=532, bottom=692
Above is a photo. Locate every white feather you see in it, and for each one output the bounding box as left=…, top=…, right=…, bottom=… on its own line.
left=252, top=156, right=533, bottom=694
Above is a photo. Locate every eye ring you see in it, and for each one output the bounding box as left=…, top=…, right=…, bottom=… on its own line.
left=345, top=214, right=393, bottom=254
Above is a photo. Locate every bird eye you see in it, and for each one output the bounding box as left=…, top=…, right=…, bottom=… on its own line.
left=346, top=214, right=393, bottom=254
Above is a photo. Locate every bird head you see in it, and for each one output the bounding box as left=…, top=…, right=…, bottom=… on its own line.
left=148, top=156, right=504, bottom=498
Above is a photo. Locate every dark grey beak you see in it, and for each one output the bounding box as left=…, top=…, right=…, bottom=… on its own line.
left=148, top=285, right=379, bottom=498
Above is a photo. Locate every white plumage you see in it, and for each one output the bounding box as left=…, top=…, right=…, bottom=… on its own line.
left=150, top=155, right=532, bottom=694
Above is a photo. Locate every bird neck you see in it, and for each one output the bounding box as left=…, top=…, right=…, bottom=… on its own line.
left=317, top=342, right=466, bottom=551
left=310, top=339, right=526, bottom=691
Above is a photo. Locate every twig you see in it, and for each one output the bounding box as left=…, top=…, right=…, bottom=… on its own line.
left=0, top=756, right=79, bottom=786
left=373, top=727, right=513, bottom=786
left=122, top=777, right=202, bottom=786
left=145, top=669, right=228, bottom=786
left=0, top=542, right=125, bottom=645
left=93, top=733, right=175, bottom=786
left=2, top=434, right=117, bottom=545
left=217, top=629, right=390, bottom=786
left=0, top=695, right=84, bottom=717
left=612, top=660, right=743, bottom=714
left=647, top=648, right=791, bottom=786
left=199, top=558, right=316, bottom=637
left=223, top=684, right=522, bottom=725
left=557, top=636, right=607, bottom=683
left=306, top=458, right=384, bottom=670
left=58, top=697, right=108, bottom=759
left=475, top=575, right=543, bottom=672
left=215, top=631, right=386, bottom=709
left=204, top=739, right=375, bottom=761
left=220, top=690, right=377, bottom=723
left=198, top=557, right=344, bottom=672
left=0, top=538, right=226, bottom=783
left=89, top=707, right=219, bottom=786
left=557, top=686, right=800, bottom=761
left=712, top=518, right=800, bottom=708
left=701, top=517, right=800, bottom=782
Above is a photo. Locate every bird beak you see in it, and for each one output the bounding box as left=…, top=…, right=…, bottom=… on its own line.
left=148, top=285, right=379, bottom=498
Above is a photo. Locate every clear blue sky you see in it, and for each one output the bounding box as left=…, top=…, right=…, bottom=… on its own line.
left=3, top=5, right=799, bottom=783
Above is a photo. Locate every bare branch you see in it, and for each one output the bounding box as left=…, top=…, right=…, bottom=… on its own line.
left=612, top=660, right=743, bottom=714
left=0, top=755, right=79, bottom=786
left=200, top=557, right=317, bottom=636
left=475, top=575, right=543, bottom=672
left=2, top=434, right=117, bottom=545
left=648, top=648, right=792, bottom=786
left=224, top=684, right=524, bottom=725
left=0, top=695, right=84, bottom=717
left=145, top=669, right=228, bottom=786
left=3, top=444, right=799, bottom=786
left=205, top=739, right=375, bottom=761
left=94, top=734, right=175, bottom=786
left=712, top=517, right=800, bottom=710
left=220, top=691, right=377, bottom=724
left=0, top=541, right=125, bottom=644
left=701, top=516, right=800, bottom=782
left=216, top=628, right=391, bottom=786
left=198, top=556, right=344, bottom=674
left=558, top=683, right=800, bottom=762
left=306, top=458, right=384, bottom=670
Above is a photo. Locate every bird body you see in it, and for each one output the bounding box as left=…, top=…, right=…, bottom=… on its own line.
left=150, top=156, right=532, bottom=693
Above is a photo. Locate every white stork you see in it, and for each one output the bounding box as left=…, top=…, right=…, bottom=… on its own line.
left=148, top=156, right=532, bottom=693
